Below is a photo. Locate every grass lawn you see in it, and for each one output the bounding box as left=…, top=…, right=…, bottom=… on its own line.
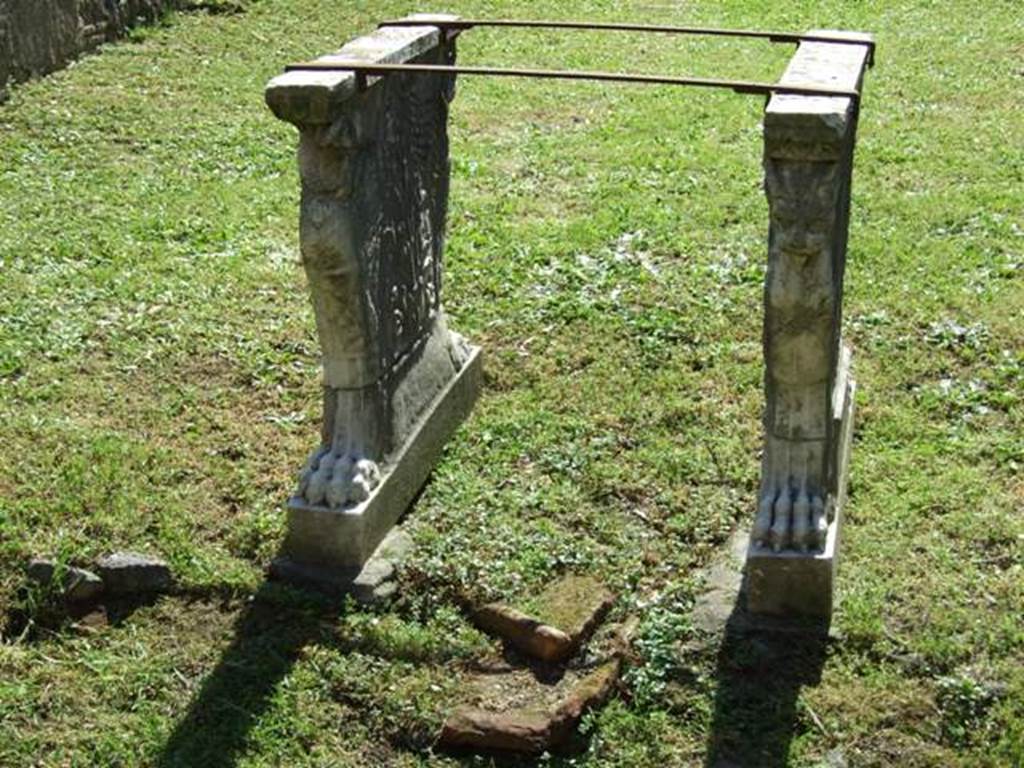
left=1, top=0, right=1022, bottom=765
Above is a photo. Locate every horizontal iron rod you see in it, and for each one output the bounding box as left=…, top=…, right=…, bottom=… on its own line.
left=283, top=61, right=861, bottom=102
left=377, top=18, right=875, bottom=66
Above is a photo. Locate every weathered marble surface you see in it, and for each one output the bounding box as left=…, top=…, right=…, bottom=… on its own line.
left=747, top=31, right=871, bottom=620
left=266, top=16, right=480, bottom=575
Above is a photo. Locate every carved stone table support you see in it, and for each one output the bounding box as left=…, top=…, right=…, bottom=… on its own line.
left=746, top=31, right=873, bottom=623
left=264, top=16, right=481, bottom=591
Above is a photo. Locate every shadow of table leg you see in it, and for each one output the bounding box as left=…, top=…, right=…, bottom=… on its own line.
left=703, top=597, right=829, bottom=766
left=155, top=582, right=325, bottom=768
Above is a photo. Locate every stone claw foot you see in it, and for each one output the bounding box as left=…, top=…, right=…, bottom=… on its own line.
left=756, top=485, right=827, bottom=552
left=755, top=436, right=830, bottom=552
left=297, top=448, right=381, bottom=509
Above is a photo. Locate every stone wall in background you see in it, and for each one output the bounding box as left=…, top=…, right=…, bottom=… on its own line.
left=0, top=0, right=178, bottom=100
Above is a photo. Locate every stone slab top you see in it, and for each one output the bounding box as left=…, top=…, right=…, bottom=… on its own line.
left=265, top=13, right=458, bottom=126
left=765, top=29, right=873, bottom=157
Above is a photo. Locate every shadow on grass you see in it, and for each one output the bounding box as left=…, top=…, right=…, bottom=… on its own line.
left=703, top=585, right=829, bottom=767
left=4, top=587, right=184, bottom=644
left=152, top=574, right=594, bottom=768
left=154, top=581, right=333, bottom=768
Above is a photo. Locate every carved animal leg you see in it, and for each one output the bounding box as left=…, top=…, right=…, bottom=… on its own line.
left=757, top=156, right=843, bottom=552
left=756, top=322, right=832, bottom=552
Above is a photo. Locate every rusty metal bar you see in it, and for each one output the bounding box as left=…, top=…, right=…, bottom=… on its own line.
left=377, top=18, right=876, bottom=67
left=283, top=61, right=861, bottom=103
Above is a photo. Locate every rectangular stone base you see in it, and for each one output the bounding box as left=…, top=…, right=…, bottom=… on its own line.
left=745, top=353, right=855, bottom=624
left=279, top=346, right=482, bottom=574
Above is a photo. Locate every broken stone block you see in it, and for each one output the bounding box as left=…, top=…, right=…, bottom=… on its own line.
left=26, top=558, right=55, bottom=584
left=96, top=552, right=173, bottom=595
left=71, top=608, right=110, bottom=635
left=473, top=575, right=614, bottom=663
left=473, top=605, right=573, bottom=663
left=438, top=659, right=620, bottom=754
left=270, top=527, right=413, bottom=604
left=27, top=558, right=104, bottom=603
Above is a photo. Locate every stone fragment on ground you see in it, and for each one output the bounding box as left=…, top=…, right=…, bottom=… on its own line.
left=473, top=575, right=614, bottom=662
left=438, top=659, right=620, bottom=754
left=270, top=527, right=413, bottom=604
left=96, top=551, right=173, bottom=595
left=26, top=558, right=104, bottom=603
left=691, top=530, right=748, bottom=636
left=349, top=528, right=414, bottom=603
left=823, top=748, right=848, bottom=768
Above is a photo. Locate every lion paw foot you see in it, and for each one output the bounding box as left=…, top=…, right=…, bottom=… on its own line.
left=753, top=486, right=827, bottom=553
left=296, top=448, right=381, bottom=509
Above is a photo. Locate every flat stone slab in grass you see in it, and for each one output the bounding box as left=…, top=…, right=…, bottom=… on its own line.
left=96, top=552, right=173, bottom=595
left=473, top=575, right=614, bottom=663
left=438, top=659, right=620, bottom=754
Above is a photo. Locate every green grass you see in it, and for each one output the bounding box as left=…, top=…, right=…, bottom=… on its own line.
left=1, top=0, right=1022, bottom=765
